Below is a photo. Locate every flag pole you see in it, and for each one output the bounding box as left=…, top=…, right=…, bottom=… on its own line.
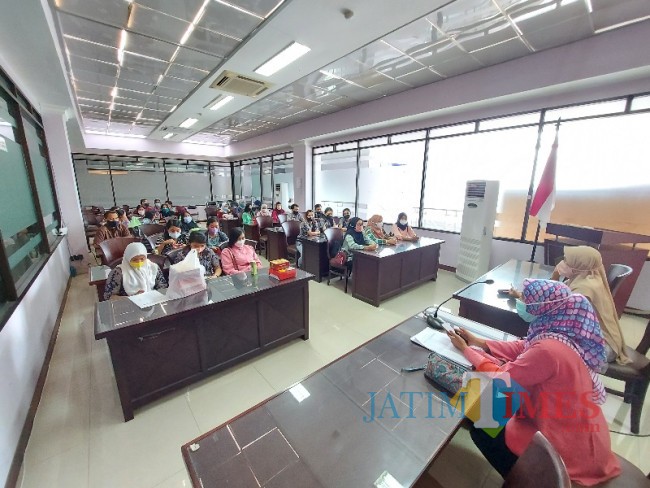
left=529, top=118, right=561, bottom=263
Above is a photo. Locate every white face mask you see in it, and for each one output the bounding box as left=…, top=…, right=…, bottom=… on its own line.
left=399, top=219, right=408, bottom=225
left=235, top=240, right=245, bottom=248
left=169, top=232, right=181, bottom=239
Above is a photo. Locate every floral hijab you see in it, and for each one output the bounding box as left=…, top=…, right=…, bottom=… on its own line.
left=522, top=279, right=607, bottom=404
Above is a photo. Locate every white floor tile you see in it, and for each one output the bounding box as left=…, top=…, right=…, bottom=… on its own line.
left=20, top=443, right=89, bottom=488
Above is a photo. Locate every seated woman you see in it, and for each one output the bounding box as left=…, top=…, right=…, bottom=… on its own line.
left=141, top=210, right=155, bottom=225
left=392, top=212, right=418, bottom=241
left=448, top=279, right=620, bottom=485
left=116, top=208, right=130, bottom=229
left=322, top=207, right=336, bottom=228
left=206, top=217, right=228, bottom=250
left=103, top=242, right=167, bottom=300
left=156, top=219, right=188, bottom=255
left=180, top=211, right=199, bottom=234
left=256, top=204, right=272, bottom=218
left=338, top=208, right=352, bottom=230
left=300, top=209, right=326, bottom=237
left=341, top=217, right=377, bottom=270
left=364, top=214, right=397, bottom=246
left=170, top=231, right=222, bottom=277
left=271, top=202, right=285, bottom=223
left=220, top=227, right=263, bottom=275
left=160, top=203, right=173, bottom=218
left=241, top=203, right=255, bottom=225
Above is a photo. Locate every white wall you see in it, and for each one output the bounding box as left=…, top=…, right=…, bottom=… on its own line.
left=0, top=241, right=69, bottom=487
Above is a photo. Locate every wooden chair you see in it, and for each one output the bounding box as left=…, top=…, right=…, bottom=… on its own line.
left=281, top=220, right=300, bottom=264
left=602, top=318, right=650, bottom=434
left=147, top=253, right=171, bottom=280
left=98, top=237, right=140, bottom=267
left=325, top=228, right=350, bottom=293
left=255, top=215, right=273, bottom=257
left=503, top=431, right=570, bottom=488
left=205, top=206, right=219, bottom=218
left=606, top=264, right=633, bottom=297
left=139, top=223, right=166, bottom=237
left=278, top=213, right=288, bottom=224
left=244, top=239, right=257, bottom=249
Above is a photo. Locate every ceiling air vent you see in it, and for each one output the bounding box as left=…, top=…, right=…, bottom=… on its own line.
left=210, top=70, right=272, bottom=97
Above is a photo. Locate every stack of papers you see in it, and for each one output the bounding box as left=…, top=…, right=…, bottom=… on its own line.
left=410, top=328, right=472, bottom=368
left=128, top=290, right=169, bottom=309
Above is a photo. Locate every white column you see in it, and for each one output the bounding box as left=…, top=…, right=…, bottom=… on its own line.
left=291, top=141, right=312, bottom=209
left=41, top=111, right=88, bottom=268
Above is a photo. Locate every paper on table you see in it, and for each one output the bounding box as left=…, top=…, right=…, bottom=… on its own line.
left=128, top=290, right=169, bottom=309
left=410, top=327, right=472, bottom=368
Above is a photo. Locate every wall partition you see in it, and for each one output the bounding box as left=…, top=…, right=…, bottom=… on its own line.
left=231, top=151, right=294, bottom=207
left=313, top=92, right=650, bottom=245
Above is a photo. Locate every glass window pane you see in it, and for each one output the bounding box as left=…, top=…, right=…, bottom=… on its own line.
left=479, top=112, right=540, bottom=131
left=261, top=160, right=272, bottom=205
left=524, top=112, right=650, bottom=248
left=314, top=145, right=333, bottom=154
left=73, top=157, right=115, bottom=209
left=545, top=99, right=626, bottom=122
left=165, top=160, right=211, bottom=206
left=272, top=156, right=293, bottom=208
left=233, top=165, right=242, bottom=199
left=429, top=122, right=475, bottom=138
left=335, top=142, right=357, bottom=151
left=211, top=165, right=231, bottom=202
left=359, top=136, right=388, bottom=148
left=250, top=164, right=261, bottom=204
left=631, top=94, right=650, bottom=111
left=422, top=126, right=539, bottom=238
left=357, top=141, right=425, bottom=223
left=392, top=130, right=426, bottom=143
left=111, top=158, right=167, bottom=208
left=314, top=150, right=357, bottom=217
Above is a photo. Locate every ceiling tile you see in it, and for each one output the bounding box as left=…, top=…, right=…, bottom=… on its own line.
left=134, top=0, right=205, bottom=22
left=456, top=20, right=520, bottom=53
left=470, top=37, right=530, bottom=65
left=83, top=118, right=109, bottom=131
left=199, top=1, right=261, bottom=40
left=382, top=17, right=442, bottom=55
left=373, top=56, right=425, bottom=79
left=73, top=80, right=113, bottom=95
left=158, top=76, right=198, bottom=92
left=430, top=0, right=503, bottom=35
left=71, top=68, right=117, bottom=87
left=129, top=5, right=190, bottom=46
left=58, top=12, right=121, bottom=49
left=131, top=124, right=155, bottom=136
left=57, top=0, right=129, bottom=26
left=165, top=64, right=208, bottom=82
left=228, top=0, right=284, bottom=18
left=173, top=47, right=223, bottom=71
left=116, top=77, right=154, bottom=93
left=77, top=90, right=112, bottom=103
left=183, top=27, right=239, bottom=58
left=591, top=0, right=650, bottom=31
left=64, top=36, right=117, bottom=65
left=350, top=40, right=404, bottom=69
left=140, top=109, right=165, bottom=121
left=152, top=85, right=186, bottom=99
left=432, top=55, right=483, bottom=78
left=69, top=55, right=118, bottom=78
left=396, top=67, right=444, bottom=87
left=124, top=32, right=178, bottom=61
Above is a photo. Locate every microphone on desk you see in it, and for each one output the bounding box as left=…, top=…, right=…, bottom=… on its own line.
left=425, top=279, right=495, bottom=330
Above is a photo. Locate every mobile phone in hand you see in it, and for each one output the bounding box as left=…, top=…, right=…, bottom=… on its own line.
left=497, top=289, right=510, bottom=297
left=440, top=322, right=456, bottom=334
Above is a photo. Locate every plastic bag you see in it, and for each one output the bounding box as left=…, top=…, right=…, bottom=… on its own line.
left=166, top=249, right=206, bottom=300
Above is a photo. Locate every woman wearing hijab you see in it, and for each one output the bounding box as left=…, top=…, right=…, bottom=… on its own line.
left=241, top=203, right=255, bottom=225
left=364, top=214, right=397, bottom=246
left=392, top=212, right=418, bottom=241
left=103, top=243, right=167, bottom=300
left=257, top=204, right=272, bottom=218
left=553, top=246, right=630, bottom=364
left=272, top=202, right=285, bottom=223
left=448, top=279, right=620, bottom=485
left=341, top=217, right=378, bottom=270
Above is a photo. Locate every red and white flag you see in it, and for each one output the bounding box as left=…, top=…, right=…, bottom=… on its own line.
left=530, top=133, right=558, bottom=226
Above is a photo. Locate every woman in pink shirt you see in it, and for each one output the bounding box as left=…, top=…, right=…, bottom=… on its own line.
left=220, top=227, right=263, bottom=275
left=391, top=212, right=418, bottom=241
left=448, top=279, right=620, bottom=486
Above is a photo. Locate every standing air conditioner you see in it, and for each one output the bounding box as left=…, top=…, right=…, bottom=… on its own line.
left=456, top=180, right=500, bottom=282
left=273, top=183, right=289, bottom=208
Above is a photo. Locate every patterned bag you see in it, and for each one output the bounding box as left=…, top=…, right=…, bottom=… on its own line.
left=423, top=351, right=470, bottom=395
left=329, top=249, right=348, bottom=267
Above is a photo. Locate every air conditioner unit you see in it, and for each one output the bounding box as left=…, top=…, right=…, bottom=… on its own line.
left=210, top=70, right=272, bottom=97
left=273, top=182, right=289, bottom=209
left=456, top=180, right=500, bottom=282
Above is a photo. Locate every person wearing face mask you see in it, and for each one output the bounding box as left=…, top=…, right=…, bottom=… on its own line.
left=140, top=198, right=150, bottom=208
left=171, top=231, right=222, bottom=277
left=314, top=204, right=326, bottom=221
left=160, top=203, right=173, bottom=218
left=153, top=199, right=162, bottom=209
left=205, top=217, right=228, bottom=250
left=287, top=203, right=305, bottom=223
left=321, top=207, right=335, bottom=228
left=155, top=219, right=188, bottom=255
left=220, top=227, right=263, bottom=275
left=93, top=210, right=131, bottom=250
left=447, top=279, right=620, bottom=485
left=103, top=242, right=167, bottom=300
left=339, top=208, right=353, bottom=230
left=141, top=210, right=155, bottom=225
left=392, top=212, right=418, bottom=241
left=341, top=217, right=378, bottom=271
left=241, top=203, right=255, bottom=225
left=257, top=204, right=272, bottom=218
left=271, top=202, right=285, bottom=224
left=116, top=208, right=130, bottom=228
left=180, top=211, right=199, bottom=234
left=300, top=210, right=326, bottom=237
left=364, top=214, right=397, bottom=246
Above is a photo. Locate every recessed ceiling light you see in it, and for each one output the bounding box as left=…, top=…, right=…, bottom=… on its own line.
left=163, top=133, right=174, bottom=139
left=169, top=105, right=177, bottom=113
left=254, top=42, right=310, bottom=77
left=209, top=95, right=234, bottom=111
left=179, top=118, right=198, bottom=128
left=180, top=24, right=195, bottom=45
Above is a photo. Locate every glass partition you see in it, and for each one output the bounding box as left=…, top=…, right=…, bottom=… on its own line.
left=314, top=150, right=357, bottom=217
left=261, top=160, right=272, bottom=205
left=111, top=156, right=166, bottom=207
left=210, top=164, right=232, bottom=203
left=233, top=164, right=242, bottom=200
left=272, top=154, right=293, bottom=209
left=166, top=160, right=211, bottom=206
left=73, top=156, right=115, bottom=209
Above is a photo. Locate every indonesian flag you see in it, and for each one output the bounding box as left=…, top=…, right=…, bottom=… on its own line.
left=530, top=133, right=558, bottom=226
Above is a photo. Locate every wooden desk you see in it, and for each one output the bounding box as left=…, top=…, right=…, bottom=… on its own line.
left=266, top=227, right=288, bottom=261
left=298, top=235, right=328, bottom=282
left=219, top=218, right=241, bottom=235
left=453, top=259, right=554, bottom=337
left=352, top=237, right=444, bottom=306
left=95, top=269, right=312, bottom=421
left=88, top=265, right=111, bottom=301
left=181, top=311, right=516, bottom=487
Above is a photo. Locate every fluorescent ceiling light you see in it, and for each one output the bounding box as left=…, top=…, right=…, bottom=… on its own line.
left=209, top=95, right=234, bottom=111
left=512, top=4, right=555, bottom=23
left=180, top=24, right=195, bottom=45
left=255, top=42, right=310, bottom=77
left=169, top=105, right=177, bottom=113
left=214, top=0, right=263, bottom=20
left=157, top=74, right=164, bottom=85
left=594, top=15, right=650, bottom=33
left=179, top=117, right=198, bottom=128
left=111, top=87, right=118, bottom=97
left=163, top=133, right=174, bottom=139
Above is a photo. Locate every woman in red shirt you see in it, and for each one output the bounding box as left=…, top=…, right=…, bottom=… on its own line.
left=448, top=279, right=620, bottom=486
left=271, top=202, right=285, bottom=224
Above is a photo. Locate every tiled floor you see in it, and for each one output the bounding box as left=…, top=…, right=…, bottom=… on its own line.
left=17, top=264, right=650, bottom=488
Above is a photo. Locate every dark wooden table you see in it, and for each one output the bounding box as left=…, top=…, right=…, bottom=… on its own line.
left=352, top=237, right=444, bottom=306
left=95, top=269, right=312, bottom=421
left=89, top=265, right=111, bottom=301
left=266, top=227, right=288, bottom=261
left=298, top=235, right=328, bottom=282
left=453, top=259, right=554, bottom=337
left=181, top=311, right=516, bottom=487
left=219, top=218, right=242, bottom=236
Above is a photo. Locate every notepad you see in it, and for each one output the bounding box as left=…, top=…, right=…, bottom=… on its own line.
left=410, top=328, right=472, bottom=368
left=128, top=290, right=168, bottom=309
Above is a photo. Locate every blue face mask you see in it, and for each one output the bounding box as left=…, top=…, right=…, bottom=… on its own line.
left=515, top=299, right=536, bottom=322
left=183, top=216, right=192, bottom=224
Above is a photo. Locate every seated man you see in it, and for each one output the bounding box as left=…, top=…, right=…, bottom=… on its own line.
left=93, top=209, right=131, bottom=250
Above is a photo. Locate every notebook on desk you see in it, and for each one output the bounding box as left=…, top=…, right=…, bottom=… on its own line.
left=410, top=328, right=472, bottom=368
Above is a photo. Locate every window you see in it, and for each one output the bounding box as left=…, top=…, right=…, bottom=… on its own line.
left=273, top=154, right=293, bottom=208
left=166, top=160, right=211, bottom=205
left=73, top=156, right=115, bottom=209
left=233, top=165, right=242, bottom=200
left=211, top=163, right=231, bottom=201
left=261, top=160, right=272, bottom=205
left=314, top=150, right=357, bottom=217
left=111, top=157, right=166, bottom=207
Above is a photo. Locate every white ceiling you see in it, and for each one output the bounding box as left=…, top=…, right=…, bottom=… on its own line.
left=5, top=0, right=650, bottom=151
